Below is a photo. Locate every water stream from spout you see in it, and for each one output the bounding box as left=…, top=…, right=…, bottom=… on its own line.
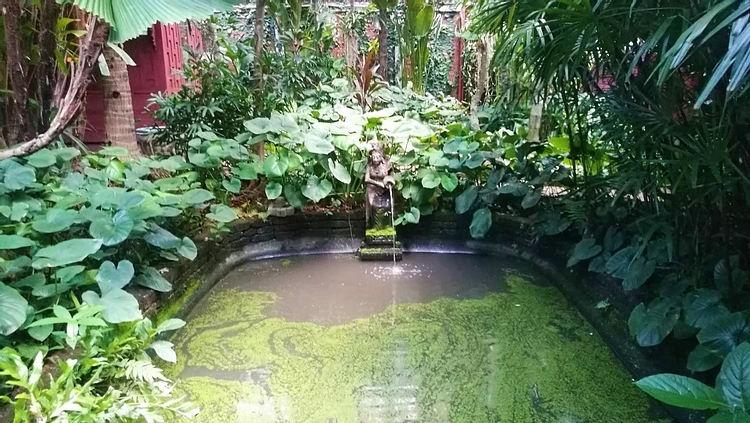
left=388, top=186, right=396, bottom=271
left=389, top=185, right=398, bottom=328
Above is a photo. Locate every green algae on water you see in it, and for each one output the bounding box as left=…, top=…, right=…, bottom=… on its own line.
left=170, top=273, right=667, bottom=423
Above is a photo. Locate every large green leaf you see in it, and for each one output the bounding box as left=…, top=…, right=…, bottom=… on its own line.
left=0, top=283, right=28, bottom=335
left=628, top=300, right=679, bottom=347
left=265, top=182, right=283, bottom=200
left=305, top=135, right=335, bottom=155
left=284, top=184, right=305, bottom=209
left=232, top=162, right=260, bottom=180
left=605, top=246, right=636, bottom=279
left=421, top=171, right=441, bottom=189
left=89, top=210, right=134, bottom=246
left=469, top=207, right=492, bottom=239
left=135, top=267, right=172, bottom=292
left=635, top=374, right=725, bottom=410
left=567, top=238, right=602, bottom=267
left=96, top=260, right=135, bottom=289
left=72, top=0, right=238, bottom=43
left=718, top=343, right=750, bottom=412
left=698, top=313, right=750, bottom=357
left=82, top=288, right=141, bottom=323
left=31, top=209, right=77, bottom=233
left=440, top=173, right=458, bottom=192
left=25, top=149, right=57, bottom=168
left=521, top=189, right=542, bottom=209
left=263, top=155, right=289, bottom=178
left=222, top=177, right=241, bottom=194
left=143, top=223, right=180, bottom=249
left=32, top=238, right=103, bottom=269
left=688, top=344, right=724, bottom=372
left=3, top=161, right=36, bottom=191
left=183, top=188, right=215, bottom=205
left=455, top=185, right=478, bottom=214
left=684, top=290, right=730, bottom=329
left=621, top=257, right=656, bottom=291
left=244, top=117, right=273, bottom=134
left=206, top=204, right=237, bottom=223
left=0, top=235, right=34, bottom=250
left=176, top=237, right=197, bottom=260
left=328, top=159, right=351, bottom=184
left=302, top=176, right=333, bottom=203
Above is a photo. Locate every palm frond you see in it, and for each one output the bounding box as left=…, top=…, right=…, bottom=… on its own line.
left=71, top=0, right=241, bottom=43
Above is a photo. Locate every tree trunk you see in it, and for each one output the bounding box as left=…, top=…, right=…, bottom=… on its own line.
left=253, top=0, right=266, bottom=159
left=37, top=0, right=60, bottom=131
left=528, top=100, right=544, bottom=141
left=377, top=8, right=388, bottom=79
left=343, top=0, right=357, bottom=69
left=0, top=16, right=109, bottom=160
left=2, top=0, right=31, bottom=143
left=102, top=46, right=139, bottom=157
left=469, top=36, right=490, bottom=130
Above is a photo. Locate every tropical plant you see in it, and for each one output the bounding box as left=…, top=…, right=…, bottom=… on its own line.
left=472, top=0, right=750, bottom=373
left=636, top=342, right=750, bottom=423
left=0, top=0, right=239, bottom=160
left=0, top=313, right=194, bottom=423
left=395, top=0, right=436, bottom=93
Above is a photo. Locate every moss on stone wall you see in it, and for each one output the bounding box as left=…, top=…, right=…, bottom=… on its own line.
left=170, top=273, right=668, bottom=423
left=154, top=276, right=203, bottom=327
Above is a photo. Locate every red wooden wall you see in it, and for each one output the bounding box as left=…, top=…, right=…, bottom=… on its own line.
left=84, top=22, right=202, bottom=146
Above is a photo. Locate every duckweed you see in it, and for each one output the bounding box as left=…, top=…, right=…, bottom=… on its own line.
left=170, top=272, right=667, bottom=423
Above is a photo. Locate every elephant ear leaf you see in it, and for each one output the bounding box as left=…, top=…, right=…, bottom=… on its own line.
left=32, top=238, right=103, bottom=269
left=0, top=283, right=28, bottom=335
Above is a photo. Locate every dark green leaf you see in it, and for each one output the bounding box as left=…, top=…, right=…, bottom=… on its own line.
left=470, top=208, right=492, bottom=239
left=635, top=374, right=724, bottom=410
left=455, top=185, right=478, bottom=214
left=698, top=313, right=750, bottom=357
left=567, top=238, right=602, bottom=267
left=628, top=300, right=679, bottom=347
left=135, top=267, right=172, bottom=292
left=688, top=344, right=724, bottom=372
left=718, top=343, right=750, bottom=412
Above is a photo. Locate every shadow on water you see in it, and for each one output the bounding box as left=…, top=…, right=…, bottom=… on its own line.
left=167, top=253, right=672, bottom=423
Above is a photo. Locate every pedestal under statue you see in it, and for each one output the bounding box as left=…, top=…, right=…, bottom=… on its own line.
left=359, top=144, right=403, bottom=261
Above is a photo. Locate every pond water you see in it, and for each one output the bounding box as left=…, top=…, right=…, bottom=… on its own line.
left=166, top=253, right=670, bottom=423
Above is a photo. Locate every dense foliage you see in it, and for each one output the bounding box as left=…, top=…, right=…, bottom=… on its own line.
left=471, top=0, right=750, bottom=420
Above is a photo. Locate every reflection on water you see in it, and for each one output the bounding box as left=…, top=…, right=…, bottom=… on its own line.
left=166, top=254, right=670, bottom=423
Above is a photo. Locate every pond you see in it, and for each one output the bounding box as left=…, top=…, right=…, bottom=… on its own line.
left=166, top=253, right=670, bottom=423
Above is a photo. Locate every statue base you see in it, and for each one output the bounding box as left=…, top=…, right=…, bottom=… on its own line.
left=358, top=227, right=403, bottom=262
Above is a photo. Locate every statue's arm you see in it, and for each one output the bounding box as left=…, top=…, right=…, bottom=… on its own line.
left=365, top=168, right=384, bottom=188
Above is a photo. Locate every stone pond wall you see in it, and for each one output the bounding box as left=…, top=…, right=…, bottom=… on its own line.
left=134, top=209, right=701, bottom=423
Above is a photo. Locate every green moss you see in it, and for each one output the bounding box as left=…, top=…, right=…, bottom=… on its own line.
left=170, top=273, right=667, bottom=423
left=366, top=226, right=397, bottom=237
left=154, top=277, right=203, bottom=327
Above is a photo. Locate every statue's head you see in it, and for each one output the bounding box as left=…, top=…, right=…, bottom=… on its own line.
left=369, top=144, right=385, bottom=165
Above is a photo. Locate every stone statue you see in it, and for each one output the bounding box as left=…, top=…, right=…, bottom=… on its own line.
left=364, top=144, right=396, bottom=227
